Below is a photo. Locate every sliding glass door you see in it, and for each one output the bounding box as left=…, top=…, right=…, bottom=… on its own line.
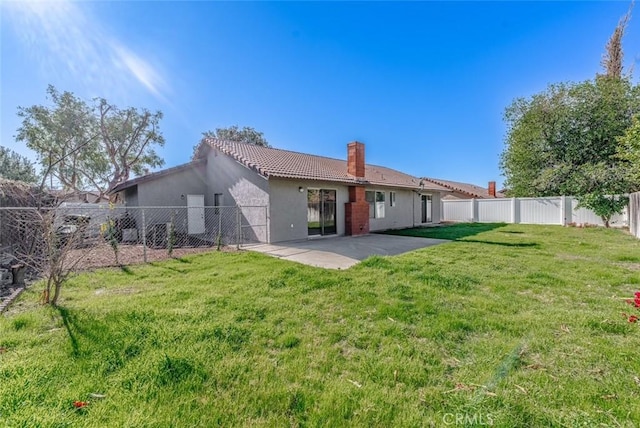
left=308, top=189, right=336, bottom=236
left=421, top=194, right=432, bottom=223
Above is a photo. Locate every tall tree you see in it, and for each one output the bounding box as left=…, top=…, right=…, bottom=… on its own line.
left=193, top=126, right=270, bottom=160
left=617, top=115, right=640, bottom=188
left=17, top=86, right=98, bottom=191
left=0, top=146, right=38, bottom=183
left=95, top=98, right=165, bottom=195
left=601, top=3, right=633, bottom=78
left=501, top=2, right=638, bottom=225
left=16, top=85, right=165, bottom=199
left=204, top=126, right=270, bottom=147
left=501, top=77, right=640, bottom=198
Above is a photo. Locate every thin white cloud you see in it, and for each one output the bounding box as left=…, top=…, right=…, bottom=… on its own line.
left=3, top=0, right=170, bottom=102
left=111, top=43, right=168, bottom=100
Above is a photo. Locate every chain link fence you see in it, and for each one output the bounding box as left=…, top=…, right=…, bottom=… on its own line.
left=0, top=204, right=268, bottom=277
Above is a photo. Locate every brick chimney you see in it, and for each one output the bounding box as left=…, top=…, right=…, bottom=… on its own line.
left=347, top=141, right=365, bottom=178
left=488, top=181, right=496, bottom=198
left=345, top=141, right=369, bottom=236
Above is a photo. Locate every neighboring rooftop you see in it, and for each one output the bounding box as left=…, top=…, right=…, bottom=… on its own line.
left=422, top=177, right=504, bottom=199
left=109, top=158, right=206, bottom=194
left=204, top=138, right=448, bottom=191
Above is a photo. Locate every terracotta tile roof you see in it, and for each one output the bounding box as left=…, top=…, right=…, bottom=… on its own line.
left=206, top=138, right=448, bottom=191
left=422, top=177, right=505, bottom=199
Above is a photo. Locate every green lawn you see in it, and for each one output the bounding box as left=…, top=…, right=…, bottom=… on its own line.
left=2, top=224, right=640, bottom=427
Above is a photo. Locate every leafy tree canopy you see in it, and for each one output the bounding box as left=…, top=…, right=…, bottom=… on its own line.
left=16, top=85, right=165, bottom=199
left=501, top=76, right=640, bottom=197
left=617, top=116, right=640, bottom=186
left=203, top=126, right=270, bottom=147
left=193, top=126, right=270, bottom=159
left=501, top=4, right=639, bottom=227
left=0, top=146, right=38, bottom=183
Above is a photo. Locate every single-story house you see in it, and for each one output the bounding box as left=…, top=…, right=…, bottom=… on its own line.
left=110, top=139, right=449, bottom=243
left=421, top=177, right=505, bottom=200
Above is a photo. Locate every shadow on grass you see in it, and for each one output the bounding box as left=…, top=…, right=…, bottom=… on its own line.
left=56, top=306, right=112, bottom=358
left=148, top=262, right=187, bottom=274
left=461, top=239, right=539, bottom=248
left=57, top=306, right=80, bottom=357
left=120, top=265, right=134, bottom=275
left=382, top=223, right=507, bottom=240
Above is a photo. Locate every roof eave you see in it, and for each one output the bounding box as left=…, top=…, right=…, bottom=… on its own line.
left=108, top=158, right=206, bottom=195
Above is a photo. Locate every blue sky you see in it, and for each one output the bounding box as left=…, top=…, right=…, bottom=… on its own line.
left=1, top=1, right=639, bottom=188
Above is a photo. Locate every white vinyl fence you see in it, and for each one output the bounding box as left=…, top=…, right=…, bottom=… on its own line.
left=629, top=192, right=640, bottom=238
left=442, top=196, right=627, bottom=227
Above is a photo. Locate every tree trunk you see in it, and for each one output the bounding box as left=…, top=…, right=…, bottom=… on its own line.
left=51, top=281, right=62, bottom=306
left=42, top=280, right=51, bottom=305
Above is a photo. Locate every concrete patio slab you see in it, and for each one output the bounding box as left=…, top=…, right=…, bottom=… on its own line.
left=245, top=234, right=449, bottom=269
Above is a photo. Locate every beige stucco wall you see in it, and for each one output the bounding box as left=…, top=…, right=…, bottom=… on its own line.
left=137, top=163, right=208, bottom=207
left=270, top=181, right=444, bottom=241
left=206, top=149, right=269, bottom=207
left=124, top=163, right=208, bottom=234
left=367, top=188, right=417, bottom=231
left=431, top=192, right=442, bottom=223
left=410, top=191, right=442, bottom=227
left=206, top=148, right=270, bottom=242
left=205, top=148, right=443, bottom=242
left=269, top=178, right=349, bottom=243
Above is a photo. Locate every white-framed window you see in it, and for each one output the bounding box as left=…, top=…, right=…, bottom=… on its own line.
left=390, top=191, right=396, bottom=207
left=365, top=190, right=385, bottom=218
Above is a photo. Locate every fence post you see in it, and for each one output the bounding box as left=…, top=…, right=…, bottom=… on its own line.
left=218, top=208, right=222, bottom=245
left=510, top=198, right=516, bottom=224
left=236, top=206, right=241, bottom=249
left=141, top=208, right=147, bottom=263
left=631, top=193, right=639, bottom=238
left=471, top=198, right=478, bottom=222
left=560, top=196, right=568, bottom=226
left=623, top=202, right=629, bottom=227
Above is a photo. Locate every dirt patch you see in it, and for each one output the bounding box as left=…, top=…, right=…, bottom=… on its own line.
left=616, top=262, right=640, bottom=271
left=69, top=243, right=235, bottom=271
left=555, top=254, right=590, bottom=261
left=1, top=244, right=237, bottom=311
left=94, top=287, right=139, bottom=296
